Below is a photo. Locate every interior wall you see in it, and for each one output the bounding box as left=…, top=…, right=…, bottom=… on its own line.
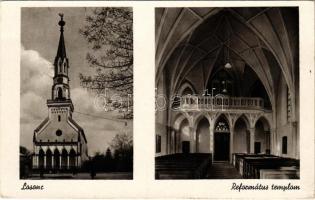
left=196, top=118, right=210, bottom=153
left=255, top=121, right=268, bottom=154
left=179, top=119, right=191, bottom=153
left=233, top=119, right=249, bottom=153
left=276, top=74, right=294, bottom=158
left=155, top=72, right=168, bottom=156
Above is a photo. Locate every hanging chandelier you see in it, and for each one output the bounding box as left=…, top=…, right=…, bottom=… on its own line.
left=224, top=23, right=232, bottom=69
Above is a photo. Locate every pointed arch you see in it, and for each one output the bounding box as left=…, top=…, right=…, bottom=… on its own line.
left=234, top=114, right=250, bottom=130
left=214, top=113, right=231, bottom=131
left=255, top=116, right=271, bottom=131
left=193, top=113, right=211, bottom=130
left=173, top=112, right=191, bottom=130
left=176, top=80, right=197, bottom=95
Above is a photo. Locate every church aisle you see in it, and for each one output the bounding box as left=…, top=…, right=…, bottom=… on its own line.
left=205, top=161, right=242, bottom=179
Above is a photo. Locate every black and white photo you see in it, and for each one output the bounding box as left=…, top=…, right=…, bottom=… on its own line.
left=155, top=7, right=300, bottom=179
left=20, top=7, right=133, bottom=179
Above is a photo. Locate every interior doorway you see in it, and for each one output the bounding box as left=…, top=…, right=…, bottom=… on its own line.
left=182, top=141, right=190, bottom=154
left=214, top=132, right=230, bottom=161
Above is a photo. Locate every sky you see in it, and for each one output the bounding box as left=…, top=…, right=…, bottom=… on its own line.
left=20, top=7, right=133, bottom=156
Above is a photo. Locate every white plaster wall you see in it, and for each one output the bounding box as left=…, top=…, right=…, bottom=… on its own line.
left=196, top=119, right=210, bottom=153
left=255, top=122, right=268, bottom=154
left=233, top=121, right=249, bottom=153
left=155, top=72, right=168, bottom=156
left=276, top=74, right=295, bottom=158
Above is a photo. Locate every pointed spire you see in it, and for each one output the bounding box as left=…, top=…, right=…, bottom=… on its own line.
left=55, top=13, right=67, bottom=62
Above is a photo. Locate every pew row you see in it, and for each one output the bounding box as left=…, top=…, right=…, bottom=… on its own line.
left=155, top=153, right=212, bottom=179
left=233, top=153, right=299, bottom=179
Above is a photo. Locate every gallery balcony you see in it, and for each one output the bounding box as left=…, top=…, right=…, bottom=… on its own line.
left=177, top=95, right=266, bottom=112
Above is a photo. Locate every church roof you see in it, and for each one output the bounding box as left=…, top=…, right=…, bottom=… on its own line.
left=69, top=117, right=87, bottom=143
left=34, top=117, right=49, bottom=133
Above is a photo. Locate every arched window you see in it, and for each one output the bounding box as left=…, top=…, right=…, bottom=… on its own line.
left=58, top=115, right=61, bottom=122
left=61, top=149, right=68, bottom=169
left=46, top=149, right=52, bottom=169
left=69, top=149, right=76, bottom=169
left=57, top=87, right=63, bottom=99
left=38, top=149, right=45, bottom=169
left=54, top=149, right=60, bottom=169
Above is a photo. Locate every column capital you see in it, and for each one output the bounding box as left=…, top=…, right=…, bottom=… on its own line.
left=248, top=127, right=255, bottom=132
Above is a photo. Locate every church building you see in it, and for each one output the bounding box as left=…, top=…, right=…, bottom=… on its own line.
left=155, top=7, right=299, bottom=179
left=32, top=14, right=88, bottom=172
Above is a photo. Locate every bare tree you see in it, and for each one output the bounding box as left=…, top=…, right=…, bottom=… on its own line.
left=110, top=133, right=133, bottom=171
left=80, top=8, right=133, bottom=118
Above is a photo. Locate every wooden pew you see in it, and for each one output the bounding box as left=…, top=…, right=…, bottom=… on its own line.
left=233, top=154, right=299, bottom=179
left=260, top=167, right=299, bottom=179
left=243, top=157, right=299, bottom=179
left=155, top=153, right=212, bottom=179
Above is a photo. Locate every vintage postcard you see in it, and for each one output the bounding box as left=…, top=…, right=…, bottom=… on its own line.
left=0, top=1, right=314, bottom=199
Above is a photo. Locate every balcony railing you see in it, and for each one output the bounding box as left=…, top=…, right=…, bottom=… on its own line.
left=179, top=95, right=264, bottom=111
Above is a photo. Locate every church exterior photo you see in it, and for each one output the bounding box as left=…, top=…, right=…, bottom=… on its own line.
left=155, top=7, right=300, bottom=179
left=31, top=15, right=88, bottom=172
left=20, top=7, right=133, bottom=180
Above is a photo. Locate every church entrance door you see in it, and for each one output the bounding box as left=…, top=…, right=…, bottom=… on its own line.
left=214, top=132, right=230, bottom=161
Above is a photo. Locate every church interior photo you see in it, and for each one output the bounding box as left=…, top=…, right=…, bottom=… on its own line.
left=155, top=7, right=300, bottom=179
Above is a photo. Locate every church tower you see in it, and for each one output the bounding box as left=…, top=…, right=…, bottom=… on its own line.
left=32, top=14, right=88, bottom=172
left=50, top=14, right=72, bottom=107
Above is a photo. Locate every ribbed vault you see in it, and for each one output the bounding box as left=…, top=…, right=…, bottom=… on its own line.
left=156, top=7, right=299, bottom=111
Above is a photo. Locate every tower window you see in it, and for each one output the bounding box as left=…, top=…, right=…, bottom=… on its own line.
left=58, top=115, right=61, bottom=122
left=57, top=87, right=63, bottom=99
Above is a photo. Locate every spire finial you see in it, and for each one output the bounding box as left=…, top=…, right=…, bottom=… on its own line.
left=58, top=13, right=65, bottom=31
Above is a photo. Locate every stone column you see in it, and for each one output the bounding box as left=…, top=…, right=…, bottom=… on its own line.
left=249, top=128, right=255, bottom=153
left=190, top=127, right=196, bottom=153
left=44, top=155, right=46, bottom=168
left=171, top=131, right=175, bottom=154
left=36, top=155, right=38, bottom=168
left=52, top=155, right=54, bottom=169
left=209, top=123, right=214, bottom=159
left=67, top=155, right=70, bottom=169
left=291, top=122, right=298, bottom=158
left=230, top=129, right=234, bottom=164
left=33, top=155, right=36, bottom=169
left=270, top=128, right=275, bottom=155
left=59, top=155, right=62, bottom=169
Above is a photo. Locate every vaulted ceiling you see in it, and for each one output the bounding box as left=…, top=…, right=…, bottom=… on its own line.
left=155, top=7, right=299, bottom=108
